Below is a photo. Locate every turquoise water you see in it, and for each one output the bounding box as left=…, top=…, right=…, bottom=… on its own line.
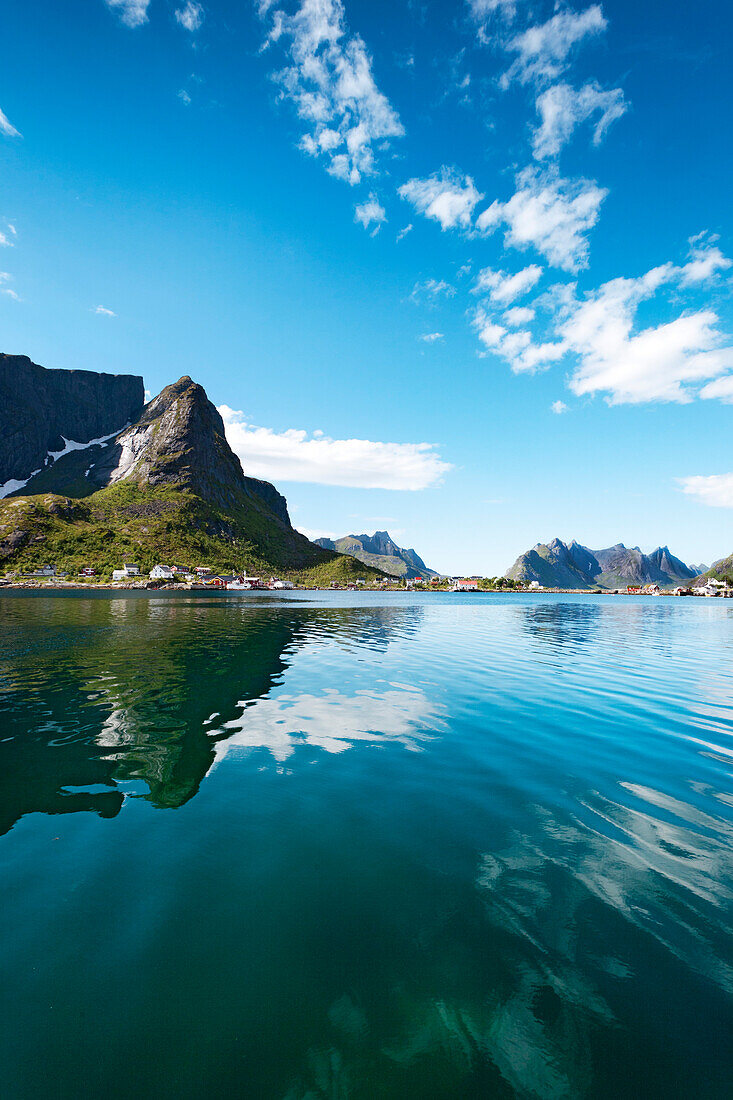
left=0, top=591, right=732, bottom=1098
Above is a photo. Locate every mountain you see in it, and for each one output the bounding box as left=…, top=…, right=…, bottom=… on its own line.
left=0, top=353, right=144, bottom=494
left=0, top=369, right=380, bottom=583
left=506, top=539, right=700, bottom=590
left=315, top=530, right=437, bottom=579
left=693, top=555, right=733, bottom=586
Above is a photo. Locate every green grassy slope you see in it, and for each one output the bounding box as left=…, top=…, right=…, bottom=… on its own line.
left=0, top=484, right=384, bottom=583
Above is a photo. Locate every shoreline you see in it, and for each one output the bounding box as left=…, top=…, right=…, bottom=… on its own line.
left=0, top=584, right=709, bottom=598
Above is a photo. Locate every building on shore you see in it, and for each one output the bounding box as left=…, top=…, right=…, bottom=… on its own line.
left=451, top=578, right=479, bottom=592
left=150, top=565, right=175, bottom=580
left=112, top=563, right=141, bottom=582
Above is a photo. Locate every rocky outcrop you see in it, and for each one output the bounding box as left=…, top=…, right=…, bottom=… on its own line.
left=315, top=529, right=437, bottom=578
left=506, top=539, right=700, bottom=589
left=0, top=353, right=144, bottom=489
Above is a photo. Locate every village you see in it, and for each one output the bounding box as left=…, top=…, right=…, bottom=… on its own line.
left=0, top=561, right=731, bottom=595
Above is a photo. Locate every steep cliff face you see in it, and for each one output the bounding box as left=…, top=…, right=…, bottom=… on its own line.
left=0, top=371, right=373, bottom=578
left=0, top=354, right=144, bottom=489
left=86, top=377, right=275, bottom=506
left=506, top=539, right=699, bottom=589
left=315, top=529, right=437, bottom=578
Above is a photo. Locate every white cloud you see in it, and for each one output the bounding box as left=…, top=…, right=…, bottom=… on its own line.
left=0, top=221, right=16, bottom=248
left=473, top=263, right=542, bottom=303
left=564, top=261, right=733, bottom=403
left=678, top=474, right=733, bottom=509
left=681, top=236, right=732, bottom=284
left=699, top=376, right=733, bottom=403
left=0, top=107, right=21, bottom=139
left=420, top=332, right=444, bottom=343
left=93, top=305, right=117, bottom=316
left=396, top=223, right=413, bottom=242
left=503, top=5, right=607, bottom=86
left=354, top=193, right=386, bottom=234
left=474, top=307, right=565, bottom=371
left=467, top=0, right=519, bottom=41
left=175, top=1, right=204, bottom=32
left=477, top=169, right=606, bottom=271
left=105, top=0, right=150, bottom=28
left=258, top=0, right=403, bottom=186
left=467, top=0, right=517, bottom=19
left=475, top=238, right=733, bottom=401
left=551, top=399, right=567, bottom=414
left=219, top=406, right=452, bottom=490
left=504, top=305, right=535, bottom=326
left=399, top=168, right=483, bottom=231
left=0, top=273, right=19, bottom=301
left=533, top=81, right=627, bottom=158
left=409, top=277, right=456, bottom=303
left=178, top=89, right=192, bottom=105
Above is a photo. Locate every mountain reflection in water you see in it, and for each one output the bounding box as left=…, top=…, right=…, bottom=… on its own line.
left=0, top=596, right=427, bottom=832
left=0, top=591, right=732, bottom=1099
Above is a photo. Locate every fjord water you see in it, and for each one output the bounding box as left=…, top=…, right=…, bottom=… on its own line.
left=0, top=593, right=731, bottom=1098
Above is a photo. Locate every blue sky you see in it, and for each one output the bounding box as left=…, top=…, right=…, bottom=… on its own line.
left=1, top=0, right=731, bottom=574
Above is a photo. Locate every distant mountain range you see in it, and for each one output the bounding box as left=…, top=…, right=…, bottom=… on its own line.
left=315, top=531, right=437, bottom=579
left=505, top=538, right=703, bottom=590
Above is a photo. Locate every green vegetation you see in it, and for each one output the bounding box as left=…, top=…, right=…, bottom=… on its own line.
left=0, top=484, right=384, bottom=584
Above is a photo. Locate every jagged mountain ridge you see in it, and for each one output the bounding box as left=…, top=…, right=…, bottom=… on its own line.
left=315, top=530, right=436, bottom=579
left=0, top=370, right=379, bottom=581
left=506, top=538, right=701, bottom=589
left=0, top=353, right=144, bottom=492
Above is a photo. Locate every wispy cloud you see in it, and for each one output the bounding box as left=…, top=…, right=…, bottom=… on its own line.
left=258, top=0, right=403, bottom=186
left=0, top=220, right=16, bottom=246
left=532, top=81, right=627, bottom=158
left=175, top=1, right=204, bottom=32
left=219, top=406, right=452, bottom=490
left=473, top=263, right=542, bottom=303
left=354, top=193, right=386, bottom=234
left=93, top=304, right=117, bottom=316
left=678, top=473, right=733, bottom=508
left=0, top=273, right=19, bottom=300
left=477, top=169, right=606, bottom=271
left=551, top=399, right=567, bottom=414
left=396, top=223, right=413, bottom=242
left=105, top=0, right=150, bottom=28
left=467, top=0, right=519, bottom=39
left=419, top=332, right=444, bottom=343
left=0, top=107, right=21, bottom=139
left=399, top=168, right=483, bottom=231
left=503, top=5, right=607, bottom=87
left=409, top=277, right=456, bottom=303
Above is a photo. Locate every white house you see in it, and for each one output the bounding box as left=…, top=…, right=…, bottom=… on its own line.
left=150, top=565, right=175, bottom=580
left=698, top=578, right=729, bottom=596
left=112, top=563, right=141, bottom=582
left=30, top=565, right=56, bottom=577
left=269, top=577, right=294, bottom=589
left=451, top=578, right=479, bottom=592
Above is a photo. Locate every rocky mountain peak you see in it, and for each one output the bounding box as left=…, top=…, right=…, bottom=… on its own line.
left=86, top=374, right=245, bottom=510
